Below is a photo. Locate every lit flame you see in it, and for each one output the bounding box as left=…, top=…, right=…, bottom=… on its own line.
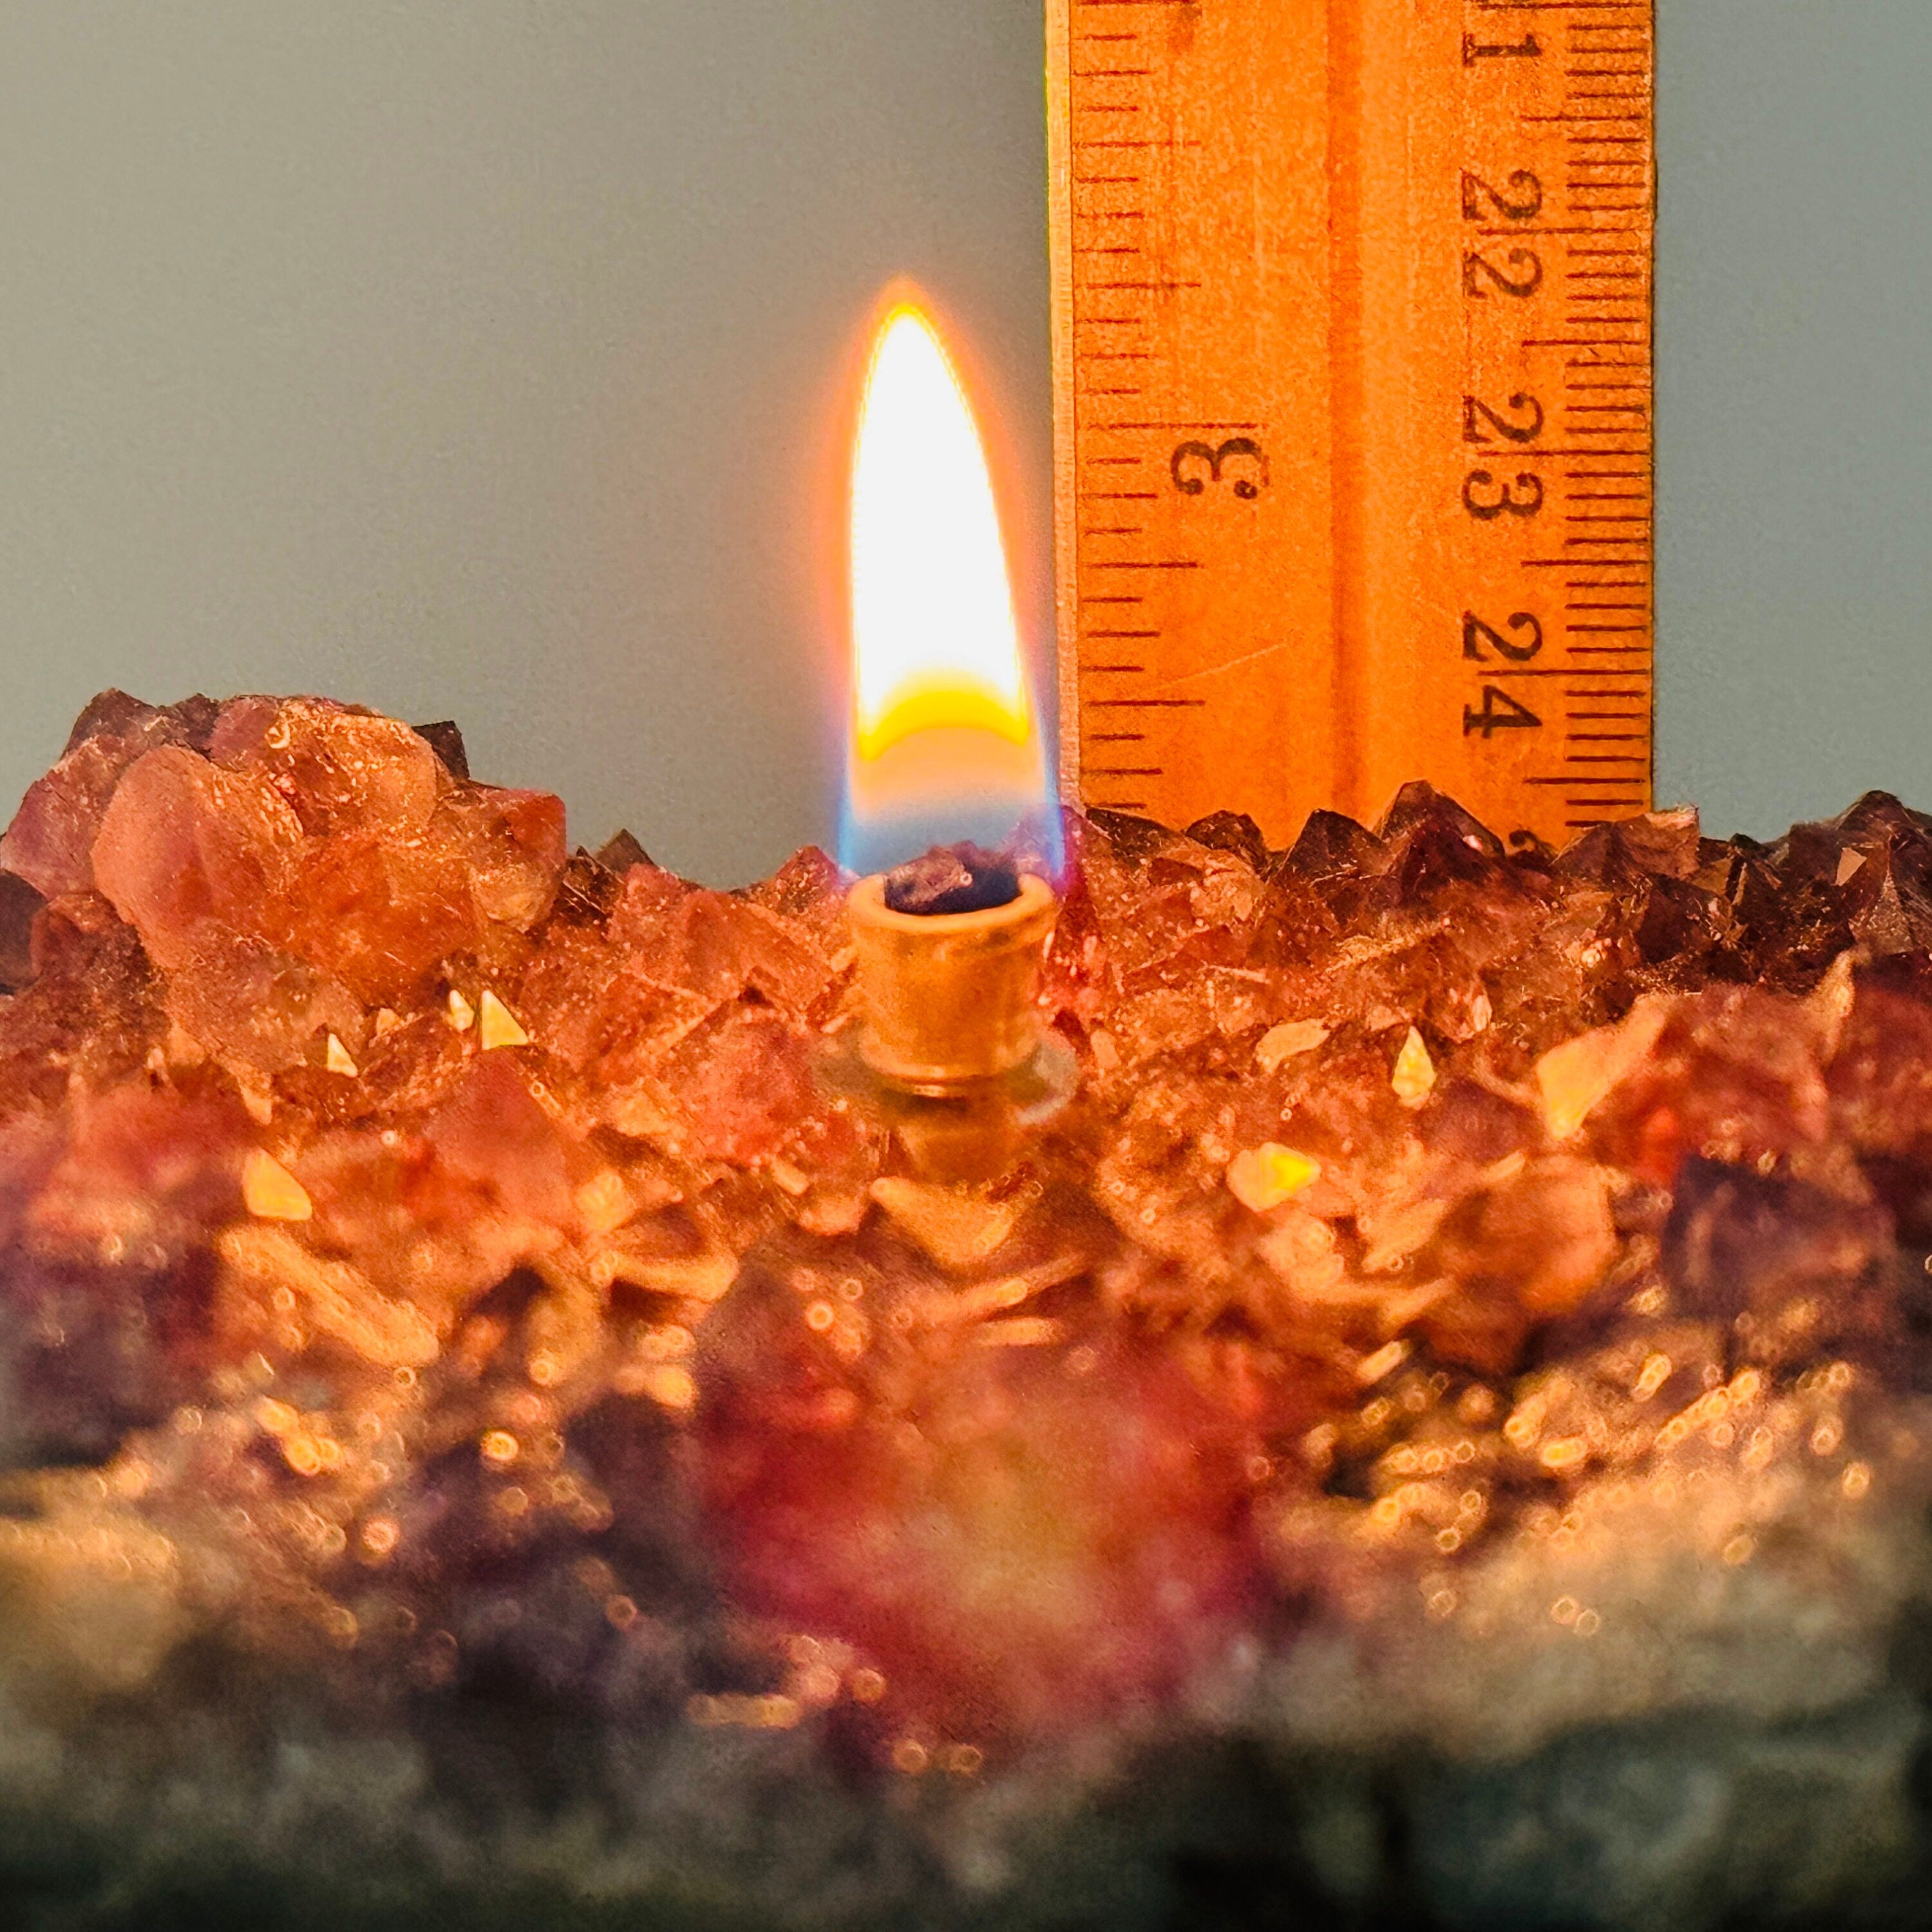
left=841, top=294, right=1053, bottom=876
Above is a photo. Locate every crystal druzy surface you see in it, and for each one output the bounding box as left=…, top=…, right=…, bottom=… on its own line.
left=4, top=694, right=1932, bottom=1927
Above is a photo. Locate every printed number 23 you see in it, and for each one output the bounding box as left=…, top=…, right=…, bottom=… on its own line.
left=1462, top=471, right=1544, bottom=520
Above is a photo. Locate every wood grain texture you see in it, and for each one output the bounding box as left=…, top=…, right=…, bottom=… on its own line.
left=1050, top=0, right=1654, bottom=846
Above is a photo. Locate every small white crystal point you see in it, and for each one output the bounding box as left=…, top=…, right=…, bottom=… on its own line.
left=243, top=1148, right=312, bottom=1222
left=478, top=989, right=530, bottom=1050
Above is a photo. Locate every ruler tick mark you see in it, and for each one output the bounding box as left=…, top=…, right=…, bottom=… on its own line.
left=1526, top=780, right=1645, bottom=792
left=1097, top=419, right=1262, bottom=430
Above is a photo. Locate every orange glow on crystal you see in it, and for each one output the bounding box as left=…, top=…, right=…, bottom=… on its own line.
left=842, top=293, right=1049, bottom=873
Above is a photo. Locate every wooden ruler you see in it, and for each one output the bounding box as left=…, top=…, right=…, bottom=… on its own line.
left=1048, top=0, right=1654, bottom=848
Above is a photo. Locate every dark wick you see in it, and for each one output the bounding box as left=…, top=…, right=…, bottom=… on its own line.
left=883, top=843, right=1022, bottom=916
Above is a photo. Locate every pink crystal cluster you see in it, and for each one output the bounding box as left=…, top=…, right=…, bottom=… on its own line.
left=0, top=693, right=1928, bottom=1776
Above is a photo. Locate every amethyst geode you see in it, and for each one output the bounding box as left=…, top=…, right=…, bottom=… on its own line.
left=2, top=692, right=1932, bottom=1929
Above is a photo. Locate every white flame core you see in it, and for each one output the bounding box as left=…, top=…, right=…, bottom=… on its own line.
left=849, top=305, right=1030, bottom=760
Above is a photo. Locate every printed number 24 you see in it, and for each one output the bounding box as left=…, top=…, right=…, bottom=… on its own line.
left=1464, top=687, right=1542, bottom=738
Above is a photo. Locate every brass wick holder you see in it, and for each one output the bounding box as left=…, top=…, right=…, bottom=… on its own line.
left=829, top=873, right=1077, bottom=1180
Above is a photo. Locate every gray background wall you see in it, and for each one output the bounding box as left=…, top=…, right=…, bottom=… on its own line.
left=1656, top=0, right=1932, bottom=846
left=0, top=3, right=1924, bottom=883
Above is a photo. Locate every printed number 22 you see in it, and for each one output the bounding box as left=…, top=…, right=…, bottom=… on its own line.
left=1464, top=248, right=1543, bottom=298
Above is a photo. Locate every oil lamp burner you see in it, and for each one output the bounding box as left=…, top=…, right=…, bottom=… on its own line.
left=831, top=294, right=1074, bottom=1175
